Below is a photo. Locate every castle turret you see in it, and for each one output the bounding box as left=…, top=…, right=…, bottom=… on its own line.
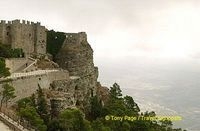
left=0, top=20, right=6, bottom=44
left=35, top=23, right=47, bottom=54
left=10, top=20, right=22, bottom=49
left=0, top=20, right=11, bottom=45
left=55, top=32, right=96, bottom=77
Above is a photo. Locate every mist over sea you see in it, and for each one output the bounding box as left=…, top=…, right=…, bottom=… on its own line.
left=95, top=56, right=200, bottom=131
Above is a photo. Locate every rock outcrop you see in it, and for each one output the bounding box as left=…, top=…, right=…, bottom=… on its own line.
left=53, top=32, right=99, bottom=111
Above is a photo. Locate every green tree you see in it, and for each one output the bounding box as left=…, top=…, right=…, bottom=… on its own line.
left=91, top=118, right=111, bottom=131
left=100, top=83, right=185, bottom=131
left=0, top=83, right=16, bottom=109
left=110, top=83, right=122, bottom=100
left=0, top=58, right=10, bottom=78
left=16, top=82, right=186, bottom=131
left=89, top=95, right=103, bottom=120
left=0, top=44, right=24, bottom=58
left=102, top=83, right=126, bottom=116
left=0, top=44, right=11, bottom=58
left=17, top=97, right=33, bottom=109
left=18, top=106, right=47, bottom=131
left=160, top=119, right=173, bottom=130
left=59, top=109, right=90, bottom=131
left=17, top=96, right=47, bottom=131
left=37, top=84, right=49, bottom=124
left=121, top=121, right=131, bottom=131
left=124, top=95, right=140, bottom=115
left=47, top=119, right=62, bottom=131
left=30, top=93, right=36, bottom=107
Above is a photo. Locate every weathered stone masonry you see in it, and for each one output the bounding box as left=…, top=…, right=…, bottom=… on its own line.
left=0, top=70, right=69, bottom=103
left=54, top=32, right=99, bottom=110
left=0, top=19, right=46, bottom=56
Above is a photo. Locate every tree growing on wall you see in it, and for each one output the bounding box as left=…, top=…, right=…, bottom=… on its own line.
left=0, top=83, right=16, bottom=110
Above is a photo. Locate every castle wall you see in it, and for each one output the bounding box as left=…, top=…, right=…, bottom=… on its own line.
left=0, top=20, right=11, bottom=45
left=0, top=20, right=47, bottom=56
left=20, top=21, right=35, bottom=56
left=0, top=70, right=69, bottom=103
left=5, top=58, right=28, bottom=73
left=0, top=21, right=6, bottom=44
left=10, top=20, right=22, bottom=50
left=35, top=24, right=46, bottom=54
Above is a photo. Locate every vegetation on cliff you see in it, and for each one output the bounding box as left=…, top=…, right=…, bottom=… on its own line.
left=16, top=83, right=185, bottom=131
left=17, top=85, right=48, bottom=131
left=46, top=30, right=66, bottom=60
left=85, top=83, right=185, bottom=131
left=0, top=83, right=16, bottom=109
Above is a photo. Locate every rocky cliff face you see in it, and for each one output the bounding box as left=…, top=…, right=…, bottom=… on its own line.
left=52, top=32, right=99, bottom=112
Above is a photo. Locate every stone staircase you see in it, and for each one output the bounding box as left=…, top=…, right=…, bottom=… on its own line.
left=22, top=59, right=37, bottom=72
left=14, top=57, right=37, bottom=73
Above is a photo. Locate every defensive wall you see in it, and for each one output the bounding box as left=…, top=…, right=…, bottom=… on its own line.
left=0, top=69, right=69, bottom=103
left=5, top=58, right=34, bottom=73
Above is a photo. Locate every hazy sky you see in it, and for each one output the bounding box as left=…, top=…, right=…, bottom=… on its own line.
left=1, top=0, right=200, bottom=59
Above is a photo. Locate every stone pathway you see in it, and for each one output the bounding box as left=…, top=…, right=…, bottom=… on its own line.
left=0, top=112, right=29, bottom=131
left=7, top=69, right=59, bottom=79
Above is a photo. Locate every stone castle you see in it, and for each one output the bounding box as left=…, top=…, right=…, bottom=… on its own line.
left=0, top=19, right=46, bottom=56
left=0, top=19, right=107, bottom=113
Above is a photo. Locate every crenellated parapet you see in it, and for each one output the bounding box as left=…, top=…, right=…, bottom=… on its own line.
left=0, top=19, right=41, bottom=26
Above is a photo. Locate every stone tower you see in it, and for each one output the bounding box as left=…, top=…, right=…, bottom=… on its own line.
left=0, top=19, right=47, bottom=56
left=55, top=32, right=99, bottom=108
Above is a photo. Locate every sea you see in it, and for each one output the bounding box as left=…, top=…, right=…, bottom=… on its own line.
left=96, top=56, right=200, bottom=131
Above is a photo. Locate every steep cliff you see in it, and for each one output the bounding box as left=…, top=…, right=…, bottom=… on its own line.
left=53, top=32, right=99, bottom=111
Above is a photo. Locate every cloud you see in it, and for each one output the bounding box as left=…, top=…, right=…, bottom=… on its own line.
left=1, top=0, right=200, bottom=59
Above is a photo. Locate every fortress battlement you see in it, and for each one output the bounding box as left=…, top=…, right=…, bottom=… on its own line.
left=0, top=19, right=41, bottom=26
left=0, top=19, right=46, bottom=56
